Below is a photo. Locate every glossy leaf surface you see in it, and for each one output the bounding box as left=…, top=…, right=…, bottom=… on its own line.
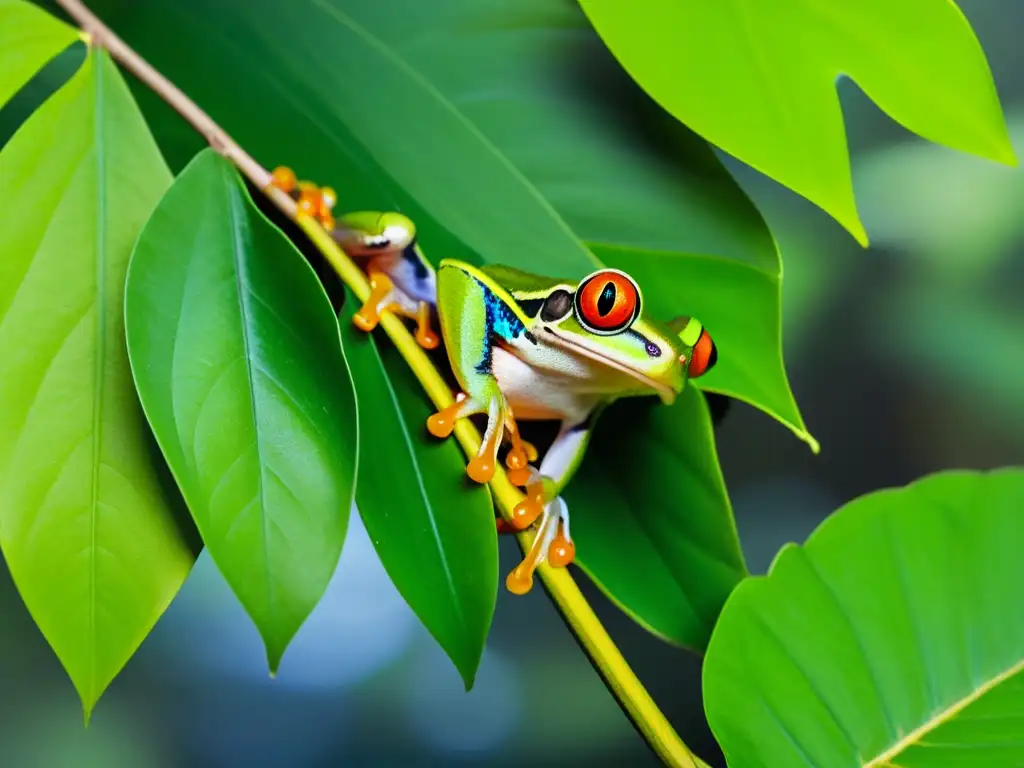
left=568, top=386, right=746, bottom=651
left=578, top=0, right=1017, bottom=245
left=704, top=468, right=1024, bottom=767
left=0, top=49, right=197, bottom=715
left=0, top=0, right=76, bottom=109
left=87, top=0, right=812, bottom=449
left=124, top=149, right=357, bottom=671
left=340, top=297, right=497, bottom=689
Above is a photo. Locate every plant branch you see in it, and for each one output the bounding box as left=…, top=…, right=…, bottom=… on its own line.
left=55, top=1, right=711, bottom=765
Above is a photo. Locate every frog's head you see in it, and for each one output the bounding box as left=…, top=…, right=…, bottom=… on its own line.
left=525, top=268, right=717, bottom=405
left=336, top=211, right=417, bottom=255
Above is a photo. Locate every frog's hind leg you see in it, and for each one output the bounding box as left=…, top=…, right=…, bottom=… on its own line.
left=504, top=495, right=574, bottom=594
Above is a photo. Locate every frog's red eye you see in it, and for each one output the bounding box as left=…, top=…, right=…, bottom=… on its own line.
left=688, top=329, right=718, bottom=378
left=574, top=269, right=642, bottom=335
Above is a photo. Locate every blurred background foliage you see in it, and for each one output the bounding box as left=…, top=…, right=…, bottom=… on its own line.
left=0, top=1, right=1021, bottom=766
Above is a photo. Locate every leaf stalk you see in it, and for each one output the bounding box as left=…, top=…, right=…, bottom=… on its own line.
left=54, top=1, right=710, bottom=764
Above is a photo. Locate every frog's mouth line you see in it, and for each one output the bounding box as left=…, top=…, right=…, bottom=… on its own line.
left=542, top=326, right=679, bottom=405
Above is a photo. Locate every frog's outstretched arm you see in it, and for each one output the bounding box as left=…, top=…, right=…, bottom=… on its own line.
left=427, top=261, right=535, bottom=483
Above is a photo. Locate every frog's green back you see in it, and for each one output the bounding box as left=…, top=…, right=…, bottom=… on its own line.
left=479, top=264, right=574, bottom=297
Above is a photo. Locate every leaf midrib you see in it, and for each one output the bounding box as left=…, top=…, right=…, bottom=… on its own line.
left=87, top=51, right=107, bottom=706
left=864, top=657, right=1024, bottom=767
left=224, top=173, right=276, bottom=630
left=368, top=337, right=467, bottom=635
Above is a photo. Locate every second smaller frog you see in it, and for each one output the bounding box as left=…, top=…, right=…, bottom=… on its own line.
left=269, top=167, right=439, bottom=350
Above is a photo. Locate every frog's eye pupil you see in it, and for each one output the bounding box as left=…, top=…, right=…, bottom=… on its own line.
left=541, top=289, right=573, bottom=322
left=574, top=269, right=642, bottom=335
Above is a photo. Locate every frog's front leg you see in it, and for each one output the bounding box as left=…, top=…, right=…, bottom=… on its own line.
left=427, top=384, right=511, bottom=483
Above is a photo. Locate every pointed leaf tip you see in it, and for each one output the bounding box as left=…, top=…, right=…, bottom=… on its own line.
left=0, top=47, right=196, bottom=716
left=579, top=0, right=1013, bottom=248
left=342, top=296, right=496, bottom=689
left=125, top=148, right=358, bottom=675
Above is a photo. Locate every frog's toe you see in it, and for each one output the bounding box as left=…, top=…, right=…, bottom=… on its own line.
left=510, top=479, right=546, bottom=530
left=522, top=439, right=539, bottom=463
left=270, top=166, right=297, bottom=193
left=505, top=507, right=561, bottom=595
left=547, top=505, right=574, bottom=568
left=502, top=416, right=536, bottom=484
left=464, top=398, right=510, bottom=484
left=427, top=398, right=468, bottom=438
left=414, top=302, right=440, bottom=350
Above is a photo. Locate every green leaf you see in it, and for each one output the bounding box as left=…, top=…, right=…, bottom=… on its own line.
left=124, top=148, right=358, bottom=672
left=567, top=386, right=746, bottom=651
left=704, top=468, right=1024, bottom=767
left=339, top=294, right=497, bottom=689
left=87, top=0, right=813, bottom=447
left=0, top=0, right=77, bottom=110
left=0, top=41, right=85, bottom=150
left=577, top=0, right=1018, bottom=245
left=0, top=48, right=198, bottom=716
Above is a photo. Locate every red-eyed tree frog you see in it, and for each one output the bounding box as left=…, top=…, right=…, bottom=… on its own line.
left=269, top=167, right=440, bottom=350
left=425, top=260, right=717, bottom=594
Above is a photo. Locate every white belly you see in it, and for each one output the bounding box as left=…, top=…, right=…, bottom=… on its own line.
left=491, top=347, right=598, bottom=424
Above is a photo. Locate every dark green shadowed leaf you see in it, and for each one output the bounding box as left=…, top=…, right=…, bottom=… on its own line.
left=0, top=0, right=77, bottom=109
left=704, top=468, right=1024, bottom=768
left=0, top=48, right=198, bottom=717
left=568, top=386, right=746, bottom=651
left=340, top=296, right=497, bottom=689
left=86, top=0, right=813, bottom=449
left=577, top=0, right=1017, bottom=245
left=0, top=39, right=85, bottom=149
left=124, top=148, right=357, bottom=672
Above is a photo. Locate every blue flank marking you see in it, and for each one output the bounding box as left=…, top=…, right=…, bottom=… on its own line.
left=401, top=241, right=429, bottom=280
left=474, top=278, right=525, bottom=375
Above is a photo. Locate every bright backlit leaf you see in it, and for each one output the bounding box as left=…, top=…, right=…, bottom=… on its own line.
left=0, top=48, right=198, bottom=717
left=0, top=0, right=77, bottom=109
left=578, top=0, right=1017, bottom=245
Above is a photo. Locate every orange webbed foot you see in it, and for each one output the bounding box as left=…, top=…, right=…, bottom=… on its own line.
left=504, top=498, right=573, bottom=594
left=510, top=480, right=545, bottom=530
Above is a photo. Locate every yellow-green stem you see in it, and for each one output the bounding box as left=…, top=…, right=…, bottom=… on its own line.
left=55, top=1, right=711, bottom=764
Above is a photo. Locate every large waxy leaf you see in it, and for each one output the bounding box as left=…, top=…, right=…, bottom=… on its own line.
left=0, top=48, right=198, bottom=716
left=0, top=0, right=77, bottom=109
left=87, top=0, right=812, bottom=449
left=568, top=386, right=746, bottom=651
left=339, top=296, right=497, bottom=689
left=578, top=0, right=1017, bottom=245
left=124, top=148, right=357, bottom=671
left=704, top=468, right=1024, bottom=767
